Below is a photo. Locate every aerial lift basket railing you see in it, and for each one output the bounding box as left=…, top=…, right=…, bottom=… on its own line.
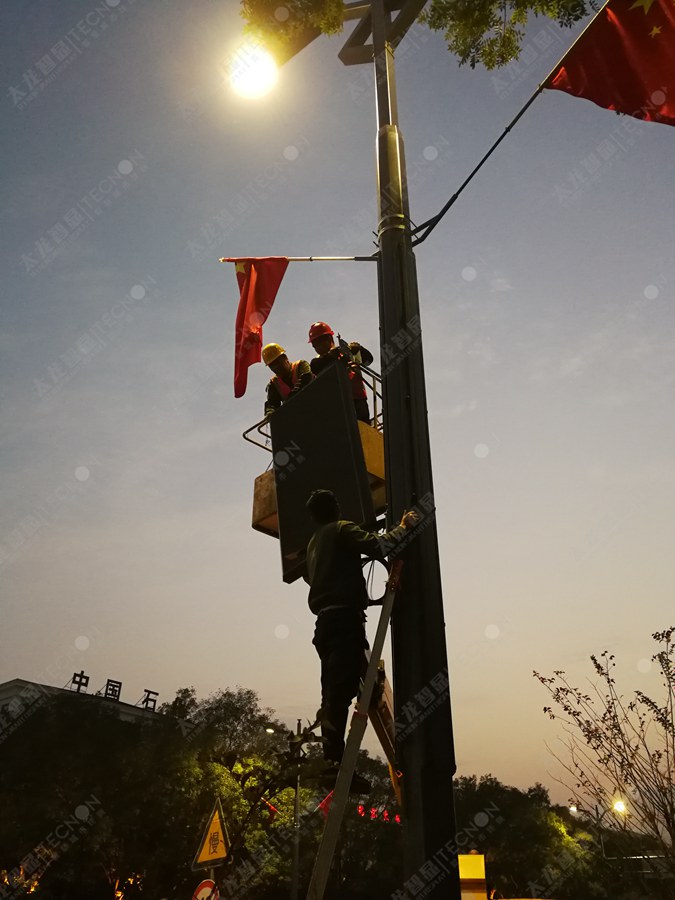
left=242, top=366, right=383, bottom=453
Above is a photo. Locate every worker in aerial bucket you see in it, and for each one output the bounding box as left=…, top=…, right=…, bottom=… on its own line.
left=261, top=342, right=313, bottom=419
left=304, top=489, right=418, bottom=793
left=307, top=322, right=374, bottom=424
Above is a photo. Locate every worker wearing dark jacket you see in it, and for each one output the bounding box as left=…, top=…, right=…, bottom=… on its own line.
left=262, top=342, right=313, bottom=418
left=304, top=489, right=417, bottom=787
left=307, top=322, right=374, bottom=424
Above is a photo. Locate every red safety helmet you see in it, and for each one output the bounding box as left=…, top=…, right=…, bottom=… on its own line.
left=308, top=321, right=334, bottom=343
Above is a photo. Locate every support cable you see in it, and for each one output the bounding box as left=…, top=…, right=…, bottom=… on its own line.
left=411, top=82, right=546, bottom=246
left=411, top=0, right=611, bottom=247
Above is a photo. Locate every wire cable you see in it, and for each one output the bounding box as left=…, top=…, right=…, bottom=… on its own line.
left=409, top=2, right=613, bottom=247
left=411, top=82, right=547, bottom=247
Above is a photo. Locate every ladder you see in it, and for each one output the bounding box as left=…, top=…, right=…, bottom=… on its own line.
left=306, top=560, right=403, bottom=900
left=367, top=661, right=402, bottom=805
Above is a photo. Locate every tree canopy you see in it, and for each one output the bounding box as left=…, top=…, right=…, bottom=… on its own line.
left=1, top=685, right=399, bottom=899
left=241, top=0, right=602, bottom=69
left=1, top=680, right=663, bottom=899
left=0, top=686, right=301, bottom=899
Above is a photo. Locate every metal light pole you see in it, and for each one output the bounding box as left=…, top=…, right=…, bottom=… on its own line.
left=368, top=1, right=460, bottom=894
left=245, top=0, right=461, bottom=892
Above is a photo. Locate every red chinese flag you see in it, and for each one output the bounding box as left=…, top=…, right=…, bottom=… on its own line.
left=261, top=798, right=278, bottom=822
left=548, top=0, right=675, bottom=126
left=226, top=257, right=289, bottom=398
left=317, top=790, right=334, bottom=819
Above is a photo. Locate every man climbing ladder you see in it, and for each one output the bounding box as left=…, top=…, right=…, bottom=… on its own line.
left=306, top=556, right=406, bottom=900
left=304, top=489, right=418, bottom=794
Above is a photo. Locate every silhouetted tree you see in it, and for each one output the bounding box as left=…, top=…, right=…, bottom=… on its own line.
left=0, top=687, right=296, bottom=899
left=534, top=627, right=675, bottom=898
left=5, top=680, right=660, bottom=899
left=453, top=774, right=610, bottom=899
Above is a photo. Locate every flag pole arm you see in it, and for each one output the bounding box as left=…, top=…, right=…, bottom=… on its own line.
left=219, top=255, right=378, bottom=263
left=411, top=0, right=611, bottom=248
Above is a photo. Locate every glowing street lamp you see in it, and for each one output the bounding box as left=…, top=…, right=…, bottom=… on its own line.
left=229, top=40, right=278, bottom=98
left=569, top=799, right=628, bottom=822
left=569, top=799, right=628, bottom=857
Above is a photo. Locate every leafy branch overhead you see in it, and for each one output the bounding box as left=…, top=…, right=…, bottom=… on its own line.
left=241, top=0, right=601, bottom=68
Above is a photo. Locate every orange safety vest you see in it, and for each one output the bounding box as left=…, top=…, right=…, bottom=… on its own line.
left=347, top=362, right=367, bottom=400
left=272, top=361, right=302, bottom=401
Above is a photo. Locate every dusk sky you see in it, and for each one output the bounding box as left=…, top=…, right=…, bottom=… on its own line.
left=2, top=0, right=673, bottom=802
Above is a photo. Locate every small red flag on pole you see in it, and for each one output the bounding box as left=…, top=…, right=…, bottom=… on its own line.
left=261, top=798, right=278, bottom=823
left=548, top=0, right=675, bottom=126
left=316, top=790, right=334, bottom=820
left=225, top=257, right=289, bottom=398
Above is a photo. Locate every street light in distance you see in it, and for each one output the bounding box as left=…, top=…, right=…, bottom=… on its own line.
left=569, top=798, right=629, bottom=858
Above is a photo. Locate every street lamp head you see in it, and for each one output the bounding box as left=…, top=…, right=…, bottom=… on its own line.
left=229, top=40, right=278, bottom=98
left=613, top=800, right=627, bottom=814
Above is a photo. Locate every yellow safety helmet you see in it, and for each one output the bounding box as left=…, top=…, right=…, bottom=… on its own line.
left=262, top=343, right=286, bottom=366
